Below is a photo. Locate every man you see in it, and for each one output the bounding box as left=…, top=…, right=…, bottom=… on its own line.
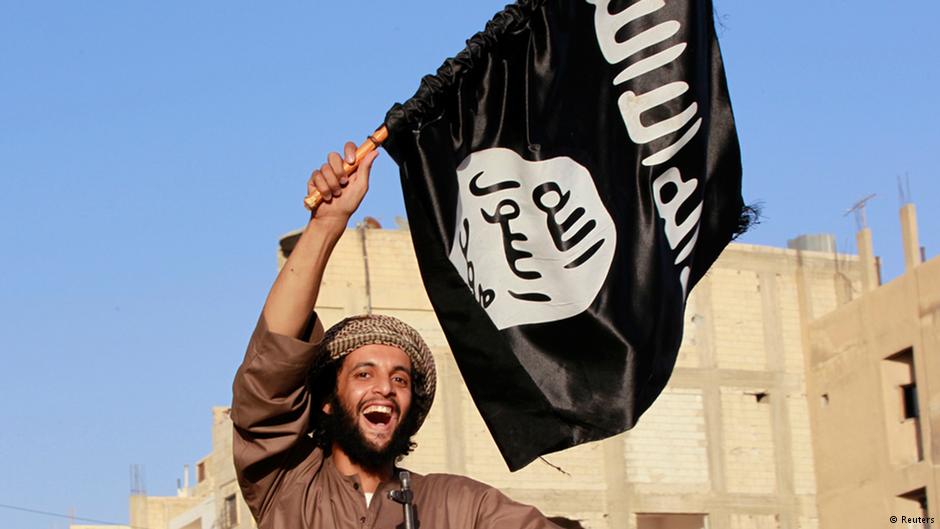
left=231, top=142, right=562, bottom=529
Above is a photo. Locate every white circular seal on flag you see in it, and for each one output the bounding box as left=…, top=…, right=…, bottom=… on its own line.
left=448, top=148, right=617, bottom=330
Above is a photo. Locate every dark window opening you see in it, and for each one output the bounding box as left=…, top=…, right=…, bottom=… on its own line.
left=548, top=517, right=586, bottom=529
left=883, top=347, right=923, bottom=464
left=222, top=494, right=238, bottom=528
left=745, top=391, right=769, bottom=403
left=903, top=383, right=919, bottom=419
left=899, top=488, right=930, bottom=528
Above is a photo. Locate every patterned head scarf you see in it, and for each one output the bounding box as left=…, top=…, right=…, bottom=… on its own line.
left=314, top=314, right=436, bottom=430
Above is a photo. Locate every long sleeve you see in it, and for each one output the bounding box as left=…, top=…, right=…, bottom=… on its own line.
left=472, top=486, right=563, bottom=529
left=414, top=474, right=563, bottom=529
left=231, top=313, right=325, bottom=522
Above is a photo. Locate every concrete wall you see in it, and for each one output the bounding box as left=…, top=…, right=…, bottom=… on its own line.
left=128, top=495, right=203, bottom=529
left=806, top=255, right=939, bottom=529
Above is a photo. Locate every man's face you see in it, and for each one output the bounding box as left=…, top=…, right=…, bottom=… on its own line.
left=324, top=344, right=414, bottom=457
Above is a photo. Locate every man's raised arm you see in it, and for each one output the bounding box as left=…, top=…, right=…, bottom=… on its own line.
left=230, top=143, right=379, bottom=519
left=264, top=143, right=378, bottom=337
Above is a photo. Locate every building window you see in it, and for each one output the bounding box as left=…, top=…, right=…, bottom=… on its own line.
left=896, top=488, right=929, bottom=528
left=882, top=348, right=923, bottom=465
left=196, top=461, right=206, bottom=483
left=547, top=517, right=586, bottom=529
left=902, top=383, right=919, bottom=420
left=636, top=513, right=708, bottom=529
left=222, top=494, right=238, bottom=528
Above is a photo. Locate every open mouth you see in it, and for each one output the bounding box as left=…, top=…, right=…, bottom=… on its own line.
left=362, top=404, right=394, bottom=427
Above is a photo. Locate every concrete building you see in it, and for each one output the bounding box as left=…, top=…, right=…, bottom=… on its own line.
left=805, top=203, right=939, bottom=528
left=83, top=214, right=925, bottom=529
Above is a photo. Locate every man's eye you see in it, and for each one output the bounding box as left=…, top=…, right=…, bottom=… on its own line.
left=393, top=376, right=410, bottom=385
left=355, top=372, right=370, bottom=379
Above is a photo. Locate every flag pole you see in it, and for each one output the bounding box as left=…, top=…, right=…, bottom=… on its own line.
left=303, top=125, right=389, bottom=211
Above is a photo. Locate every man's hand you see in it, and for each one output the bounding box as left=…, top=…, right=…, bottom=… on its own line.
left=308, top=141, right=379, bottom=225
left=263, top=141, right=381, bottom=338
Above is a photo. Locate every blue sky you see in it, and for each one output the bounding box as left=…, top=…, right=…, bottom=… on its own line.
left=1, top=1, right=937, bottom=528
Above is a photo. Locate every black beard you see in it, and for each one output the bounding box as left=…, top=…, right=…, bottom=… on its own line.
left=323, top=394, right=416, bottom=473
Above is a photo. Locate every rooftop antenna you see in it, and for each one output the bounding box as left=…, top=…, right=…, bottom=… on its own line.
left=130, top=464, right=147, bottom=496
left=897, top=173, right=912, bottom=206
left=844, top=193, right=876, bottom=231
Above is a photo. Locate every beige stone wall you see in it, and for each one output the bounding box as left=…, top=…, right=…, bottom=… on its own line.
left=128, top=495, right=203, bottom=529
left=806, top=255, right=940, bottom=529
left=720, top=386, right=777, bottom=494
left=787, top=394, right=816, bottom=496
left=712, top=268, right=767, bottom=371
left=624, top=388, right=710, bottom=491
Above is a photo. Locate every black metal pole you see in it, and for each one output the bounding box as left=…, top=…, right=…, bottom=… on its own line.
left=388, top=470, right=416, bottom=529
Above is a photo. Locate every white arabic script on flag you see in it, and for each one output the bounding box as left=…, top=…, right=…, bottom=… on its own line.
left=448, top=148, right=616, bottom=330
left=586, top=0, right=705, bottom=297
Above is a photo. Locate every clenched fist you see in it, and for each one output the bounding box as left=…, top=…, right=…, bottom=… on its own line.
left=307, top=141, right=379, bottom=224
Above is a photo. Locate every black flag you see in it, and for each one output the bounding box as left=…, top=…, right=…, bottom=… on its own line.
left=383, top=0, right=748, bottom=471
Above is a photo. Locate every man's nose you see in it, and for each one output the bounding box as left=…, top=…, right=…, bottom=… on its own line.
left=372, top=374, right=393, bottom=396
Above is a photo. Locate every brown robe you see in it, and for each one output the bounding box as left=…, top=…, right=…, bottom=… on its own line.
left=231, top=314, right=561, bottom=529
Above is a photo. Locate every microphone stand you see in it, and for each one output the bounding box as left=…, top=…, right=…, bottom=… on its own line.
left=388, top=470, right=416, bottom=529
